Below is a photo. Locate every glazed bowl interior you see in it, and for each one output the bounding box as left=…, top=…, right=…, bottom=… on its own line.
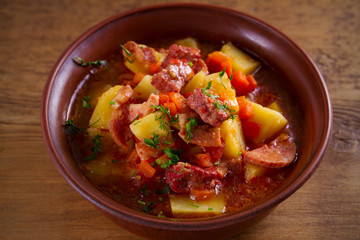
left=41, top=3, right=332, bottom=237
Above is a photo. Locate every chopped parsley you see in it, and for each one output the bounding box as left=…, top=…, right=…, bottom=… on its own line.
left=157, top=210, right=165, bottom=218
left=152, top=105, right=179, bottom=124
left=188, top=61, right=193, bottom=67
left=214, top=161, right=220, bottom=165
left=137, top=200, right=146, bottom=206
left=89, top=117, right=101, bottom=127
left=219, top=67, right=227, bottom=89
left=185, top=118, right=198, bottom=143
left=208, top=208, right=213, bottom=211
left=201, top=81, right=219, bottom=99
left=120, top=44, right=135, bottom=63
left=190, top=204, right=199, bottom=208
left=85, top=134, right=103, bottom=161
left=72, top=57, right=104, bottom=67
left=201, top=82, right=237, bottom=119
left=65, top=119, right=88, bottom=135
left=109, top=101, right=115, bottom=106
left=143, top=133, right=160, bottom=149
left=82, top=96, right=91, bottom=108
left=130, top=115, right=140, bottom=124
left=156, top=184, right=170, bottom=194
left=160, top=147, right=181, bottom=169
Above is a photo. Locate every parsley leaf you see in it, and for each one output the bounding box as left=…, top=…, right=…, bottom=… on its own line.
left=85, top=134, right=103, bottom=161
left=143, top=133, right=160, bottom=149
left=120, top=44, right=135, bottom=63
left=65, top=119, right=88, bottom=135
left=72, top=57, right=104, bottom=67
left=82, top=96, right=91, bottom=108
left=161, top=147, right=182, bottom=168
left=219, top=67, right=227, bottom=89
left=201, top=81, right=219, bottom=99
left=185, top=118, right=198, bottom=143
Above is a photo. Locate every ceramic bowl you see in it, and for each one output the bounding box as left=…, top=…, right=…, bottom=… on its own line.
left=41, top=3, right=332, bottom=240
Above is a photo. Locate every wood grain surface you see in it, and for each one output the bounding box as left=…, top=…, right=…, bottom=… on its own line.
left=0, top=0, right=359, bottom=239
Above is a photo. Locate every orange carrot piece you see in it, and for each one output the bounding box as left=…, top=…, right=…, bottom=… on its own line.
left=139, top=160, right=156, bottom=178
left=168, top=92, right=186, bottom=111
left=242, top=120, right=261, bottom=139
left=159, top=92, right=171, bottom=105
left=231, top=70, right=249, bottom=96
left=220, top=60, right=233, bottom=77
left=133, top=72, right=145, bottom=85
left=163, top=102, right=177, bottom=116
left=237, top=96, right=254, bottom=120
left=205, top=51, right=232, bottom=74
left=246, top=74, right=258, bottom=92
left=149, top=62, right=161, bottom=74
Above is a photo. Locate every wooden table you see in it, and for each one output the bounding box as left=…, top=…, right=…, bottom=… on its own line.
left=1, top=0, right=359, bottom=239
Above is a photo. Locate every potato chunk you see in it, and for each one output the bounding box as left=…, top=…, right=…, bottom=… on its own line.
left=220, top=116, right=246, bottom=159
left=89, top=85, right=123, bottom=129
left=221, top=42, right=260, bottom=75
left=244, top=162, right=267, bottom=182
left=242, top=99, right=288, bottom=144
left=175, top=37, right=200, bottom=49
left=129, top=112, right=170, bottom=140
left=169, top=194, right=225, bottom=217
left=133, top=75, right=159, bottom=99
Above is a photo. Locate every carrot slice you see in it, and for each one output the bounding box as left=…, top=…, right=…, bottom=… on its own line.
left=237, top=96, right=253, bottom=120
left=139, top=160, right=156, bottom=178
left=163, top=102, right=177, bottom=116
left=231, top=70, right=249, bottom=95
left=242, top=120, right=261, bottom=139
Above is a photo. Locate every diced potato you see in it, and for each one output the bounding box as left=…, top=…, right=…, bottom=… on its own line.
left=182, top=71, right=239, bottom=111
left=220, top=116, right=246, bottom=159
left=175, top=37, right=199, bottom=49
left=181, top=70, right=207, bottom=94
left=169, top=194, right=225, bottom=217
left=133, top=75, right=159, bottom=99
left=129, top=112, right=170, bottom=140
left=124, top=45, right=166, bottom=74
left=221, top=42, right=260, bottom=75
left=246, top=100, right=288, bottom=144
left=205, top=72, right=239, bottom=111
left=267, top=101, right=281, bottom=113
left=244, top=162, right=267, bottom=182
left=89, top=85, right=123, bottom=129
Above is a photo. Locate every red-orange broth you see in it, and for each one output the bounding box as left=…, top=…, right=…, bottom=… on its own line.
left=65, top=38, right=303, bottom=219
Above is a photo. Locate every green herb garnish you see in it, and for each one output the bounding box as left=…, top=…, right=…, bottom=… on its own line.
left=156, top=184, right=170, bottom=194
left=72, top=57, right=103, bottom=67
left=208, top=208, right=213, bottom=211
left=89, top=117, right=101, bottom=127
left=82, top=96, right=91, bottom=108
left=219, top=67, right=227, bottom=89
left=188, top=61, right=193, bottom=67
left=85, top=134, right=103, bottom=161
left=157, top=210, right=165, bottom=218
left=201, top=81, right=219, bottom=99
left=130, top=115, right=140, bottom=124
left=137, top=200, right=146, bottom=206
left=143, top=201, right=155, bottom=214
left=190, top=204, right=199, bottom=208
left=120, top=44, right=135, bottom=63
left=65, top=119, right=88, bottom=135
left=143, top=133, right=160, bottom=149
left=214, top=161, right=220, bottom=165
left=185, top=118, right=198, bottom=143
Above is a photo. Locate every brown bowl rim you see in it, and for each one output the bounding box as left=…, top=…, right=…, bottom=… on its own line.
left=41, top=2, right=333, bottom=231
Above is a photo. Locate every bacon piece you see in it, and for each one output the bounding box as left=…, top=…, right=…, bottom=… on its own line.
left=161, top=44, right=208, bottom=74
left=244, top=134, right=296, bottom=168
left=135, top=141, right=163, bottom=162
left=129, top=93, right=159, bottom=121
left=109, top=85, right=133, bottom=150
left=186, top=88, right=230, bottom=126
left=122, top=41, right=157, bottom=65
left=152, top=59, right=194, bottom=92
left=166, top=162, right=221, bottom=200
left=178, top=125, right=222, bottom=147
